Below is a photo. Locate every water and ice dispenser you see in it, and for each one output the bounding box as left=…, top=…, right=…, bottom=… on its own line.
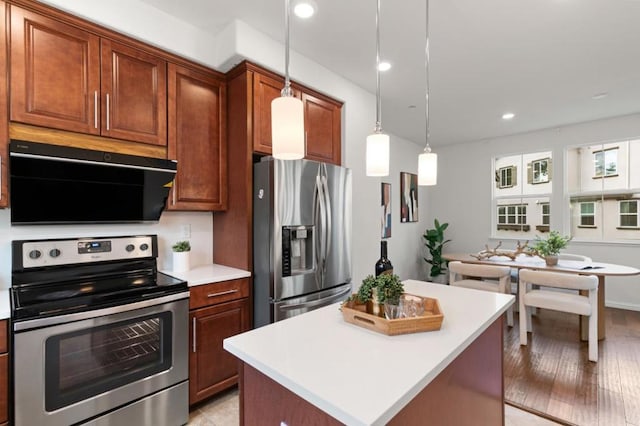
left=281, top=226, right=314, bottom=277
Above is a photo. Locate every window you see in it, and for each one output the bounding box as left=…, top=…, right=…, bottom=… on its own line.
left=567, top=140, right=640, bottom=241
left=580, top=202, right=596, bottom=227
left=594, top=148, right=618, bottom=177
left=497, top=204, right=529, bottom=231
left=493, top=151, right=550, bottom=238
left=619, top=200, right=638, bottom=228
left=542, top=203, right=550, bottom=225
left=498, top=166, right=516, bottom=188
left=531, top=159, right=550, bottom=184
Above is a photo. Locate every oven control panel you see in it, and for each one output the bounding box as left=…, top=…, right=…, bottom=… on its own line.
left=15, top=235, right=156, bottom=269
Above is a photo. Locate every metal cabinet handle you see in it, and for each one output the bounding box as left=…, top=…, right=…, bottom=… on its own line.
left=106, top=93, right=110, bottom=130
left=172, top=178, right=177, bottom=205
left=94, top=91, right=98, bottom=129
left=207, top=289, right=238, bottom=298
left=192, top=317, right=196, bottom=353
left=0, top=154, right=2, bottom=201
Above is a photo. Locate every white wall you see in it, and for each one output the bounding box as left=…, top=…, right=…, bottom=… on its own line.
left=429, top=112, right=640, bottom=310
left=11, top=1, right=430, bottom=289
left=0, top=210, right=213, bottom=287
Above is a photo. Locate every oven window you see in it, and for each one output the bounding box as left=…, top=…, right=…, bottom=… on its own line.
left=45, top=312, right=172, bottom=411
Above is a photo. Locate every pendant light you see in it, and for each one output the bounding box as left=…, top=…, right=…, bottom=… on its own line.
left=272, top=0, right=305, bottom=160
left=366, top=0, right=389, bottom=177
left=418, top=0, right=437, bottom=186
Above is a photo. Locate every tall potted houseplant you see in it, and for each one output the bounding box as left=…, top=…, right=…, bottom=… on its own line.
left=423, top=219, right=451, bottom=284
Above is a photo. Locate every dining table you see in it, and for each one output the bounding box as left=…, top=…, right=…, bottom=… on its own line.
left=442, top=252, right=640, bottom=340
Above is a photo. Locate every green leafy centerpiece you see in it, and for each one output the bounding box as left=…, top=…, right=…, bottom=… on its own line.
left=351, top=274, right=404, bottom=317
left=532, top=230, right=572, bottom=266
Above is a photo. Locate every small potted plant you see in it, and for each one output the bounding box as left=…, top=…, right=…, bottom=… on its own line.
left=354, top=274, right=404, bottom=317
left=532, top=230, right=572, bottom=266
left=172, top=240, right=191, bottom=272
left=423, top=219, right=451, bottom=284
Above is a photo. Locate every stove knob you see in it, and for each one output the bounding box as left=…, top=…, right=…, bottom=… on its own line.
left=28, top=249, right=42, bottom=260
left=140, top=243, right=149, bottom=251
left=49, top=248, right=61, bottom=258
left=125, top=244, right=135, bottom=252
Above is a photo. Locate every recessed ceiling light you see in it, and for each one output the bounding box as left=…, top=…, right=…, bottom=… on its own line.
left=293, top=0, right=316, bottom=19
left=592, top=92, right=608, bottom=100
left=502, top=112, right=515, bottom=120
left=378, top=61, right=391, bottom=72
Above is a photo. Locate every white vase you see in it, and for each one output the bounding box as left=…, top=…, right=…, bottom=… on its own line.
left=173, top=251, right=190, bottom=272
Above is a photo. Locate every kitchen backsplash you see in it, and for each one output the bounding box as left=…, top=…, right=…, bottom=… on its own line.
left=0, top=209, right=214, bottom=288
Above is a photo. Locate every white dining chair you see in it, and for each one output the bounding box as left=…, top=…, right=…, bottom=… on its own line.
left=449, top=261, right=513, bottom=327
left=519, top=269, right=599, bottom=362
left=558, top=253, right=593, bottom=262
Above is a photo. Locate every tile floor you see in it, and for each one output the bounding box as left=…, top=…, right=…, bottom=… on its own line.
left=188, top=387, right=562, bottom=425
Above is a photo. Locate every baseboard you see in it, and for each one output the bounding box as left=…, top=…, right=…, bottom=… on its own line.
left=505, top=401, right=575, bottom=426
left=606, top=301, right=640, bottom=312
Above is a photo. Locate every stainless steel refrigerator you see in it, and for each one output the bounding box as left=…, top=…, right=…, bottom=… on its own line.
left=253, top=158, right=352, bottom=327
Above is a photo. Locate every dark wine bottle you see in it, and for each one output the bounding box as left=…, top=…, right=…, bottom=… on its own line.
left=375, top=241, right=393, bottom=276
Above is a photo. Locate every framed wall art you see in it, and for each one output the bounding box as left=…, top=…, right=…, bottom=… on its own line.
left=400, top=172, right=418, bottom=223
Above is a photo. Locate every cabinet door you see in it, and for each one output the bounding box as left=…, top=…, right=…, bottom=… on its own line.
left=301, top=91, right=342, bottom=165
left=0, top=1, right=8, bottom=208
left=189, top=299, right=250, bottom=405
left=101, top=39, right=167, bottom=146
left=10, top=6, right=101, bottom=134
left=252, top=72, right=284, bottom=155
left=0, top=353, right=6, bottom=425
left=167, top=64, right=227, bottom=210
left=0, top=320, right=7, bottom=424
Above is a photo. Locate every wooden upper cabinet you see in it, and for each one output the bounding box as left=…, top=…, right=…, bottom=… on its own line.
left=300, top=90, right=342, bottom=165
left=252, top=72, right=285, bottom=155
left=249, top=65, right=342, bottom=165
left=10, top=5, right=167, bottom=146
left=10, top=7, right=101, bottom=135
left=101, top=40, right=167, bottom=145
left=0, top=1, right=8, bottom=208
left=167, top=63, right=227, bottom=211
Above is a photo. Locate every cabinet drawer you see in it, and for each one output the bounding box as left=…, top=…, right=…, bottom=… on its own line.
left=189, top=278, right=249, bottom=309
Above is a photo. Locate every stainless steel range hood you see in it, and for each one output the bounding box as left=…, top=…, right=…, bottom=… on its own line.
left=9, top=140, right=177, bottom=225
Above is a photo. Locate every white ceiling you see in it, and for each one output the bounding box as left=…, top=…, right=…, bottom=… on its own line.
left=138, top=0, right=640, bottom=147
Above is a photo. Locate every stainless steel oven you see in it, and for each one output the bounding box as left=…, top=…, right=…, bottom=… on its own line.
left=11, top=235, right=189, bottom=426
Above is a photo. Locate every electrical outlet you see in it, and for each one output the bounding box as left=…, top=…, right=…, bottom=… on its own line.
left=180, top=224, right=191, bottom=239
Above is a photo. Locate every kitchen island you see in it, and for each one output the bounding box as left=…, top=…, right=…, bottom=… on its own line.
left=223, top=280, right=514, bottom=425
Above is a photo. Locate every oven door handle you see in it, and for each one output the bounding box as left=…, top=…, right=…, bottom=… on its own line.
left=13, top=291, right=190, bottom=332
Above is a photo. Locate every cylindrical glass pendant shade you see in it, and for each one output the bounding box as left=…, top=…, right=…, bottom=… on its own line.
left=271, top=95, right=305, bottom=160
left=418, top=151, right=437, bottom=185
left=366, top=132, right=390, bottom=176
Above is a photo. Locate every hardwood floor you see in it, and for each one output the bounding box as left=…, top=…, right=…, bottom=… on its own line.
left=505, top=307, right=640, bottom=426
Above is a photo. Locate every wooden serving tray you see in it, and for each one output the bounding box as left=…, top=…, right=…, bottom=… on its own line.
left=341, top=293, right=444, bottom=336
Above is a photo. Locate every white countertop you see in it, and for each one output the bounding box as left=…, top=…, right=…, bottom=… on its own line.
left=0, top=289, right=9, bottom=320
left=161, top=264, right=251, bottom=287
left=224, top=279, right=514, bottom=426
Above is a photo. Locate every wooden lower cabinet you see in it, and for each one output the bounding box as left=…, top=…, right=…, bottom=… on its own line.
left=189, top=282, right=250, bottom=405
left=0, top=320, right=8, bottom=425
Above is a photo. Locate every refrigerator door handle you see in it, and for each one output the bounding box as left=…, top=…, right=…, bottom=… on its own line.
left=313, top=174, right=324, bottom=286
left=317, top=174, right=328, bottom=276
left=278, top=285, right=352, bottom=311
left=320, top=164, right=332, bottom=264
